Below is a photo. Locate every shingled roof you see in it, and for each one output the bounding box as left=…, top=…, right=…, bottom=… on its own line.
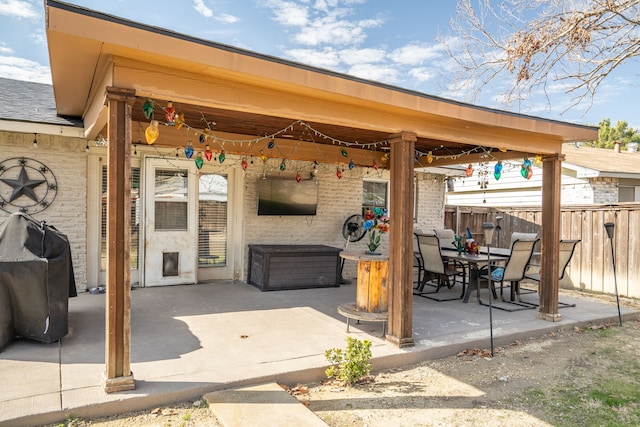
left=563, top=144, right=640, bottom=177
left=0, top=77, right=82, bottom=127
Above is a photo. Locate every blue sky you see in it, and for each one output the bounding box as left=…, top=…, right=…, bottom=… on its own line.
left=0, top=0, right=638, bottom=129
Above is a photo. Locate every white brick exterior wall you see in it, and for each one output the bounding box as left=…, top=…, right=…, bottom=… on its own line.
left=1, top=133, right=448, bottom=288
left=414, top=172, right=446, bottom=231
left=0, top=131, right=88, bottom=291
left=242, top=161, right=384, bottom=279
left=241, top=165, right=445, bottom=280
left=559, top=182, right=595, bottom=205
left=591, top=178, right=618, bottom=204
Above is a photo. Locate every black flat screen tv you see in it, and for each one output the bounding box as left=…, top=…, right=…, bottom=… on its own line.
left=257, top=178, right=318, bottom=216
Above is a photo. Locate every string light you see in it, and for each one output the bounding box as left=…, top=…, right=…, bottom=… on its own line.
left=33, top=133, right=38, bottom=148
left=494, top=161, right=502, bottom=180
left=184, top=144, right=194, bottom=158
left=465, top=164, right=473, bottom=177
left=139, top=98, right=547, bottom=175
left=164, top=101, right=176, bottom=125
left=521, top=157, right=533, bottom=179
left=145, top=120, right=159, bottom=144
left=142, top=99, right=154, bottom=119
left=195, top=152, right=204, bottom=169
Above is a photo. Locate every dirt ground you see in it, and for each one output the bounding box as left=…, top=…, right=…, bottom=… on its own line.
left=49, top=293, right=640, bottom=427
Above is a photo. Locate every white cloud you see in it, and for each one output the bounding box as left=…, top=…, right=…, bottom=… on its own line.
left=0, top=0, right=39, bottom=19
left=347, top=63, right=398, bottom=83
left=294, top=17, right=370, bottom=46
left=338, top=47, right=386, bottom=65
left=0, top=42, right=14, bottom=55
left=216, top=13, right=239, bottom=24
left=29, top=29, right=46, bottom=46
left=262, top=0, right=382, bottom=46
left=285, top=47, right=341, bottom=69
left=0, top=55, right=51, bottom=83
left=408, top=67, right=436, bottom=82
left=389, top=43, right=443, bottom=66
left=263, top=0, right=310, bottom=26
left=193, top=0, right=213, bottom=18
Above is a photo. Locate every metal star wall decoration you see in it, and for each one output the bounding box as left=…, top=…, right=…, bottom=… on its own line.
left=0, top=157, right=58, bottom=214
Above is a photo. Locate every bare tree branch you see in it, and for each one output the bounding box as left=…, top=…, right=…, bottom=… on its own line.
left=440, top=0, right=640, bottom=113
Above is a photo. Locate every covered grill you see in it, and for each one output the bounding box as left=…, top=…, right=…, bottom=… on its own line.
left=0, top=212, right=76, bottom=351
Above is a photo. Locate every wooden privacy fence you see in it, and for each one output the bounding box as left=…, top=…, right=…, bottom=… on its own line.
left=444, top=203, right=640, bottom=299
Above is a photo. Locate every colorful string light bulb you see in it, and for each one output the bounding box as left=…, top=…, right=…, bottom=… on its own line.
left=184, top=144, right=194, bottom=159
left=142, top=99, right=154, bottom=119
left=145, top=120, right=159, bottom=144
left=204, top=145, right=213, bottom=161
left=164, top=101, right=176, bottom=125
left=195, top=152, right=204, bottom=169
left=465, top=164, right=473, bottom=177
left=494, top=161, right=502, bottom=180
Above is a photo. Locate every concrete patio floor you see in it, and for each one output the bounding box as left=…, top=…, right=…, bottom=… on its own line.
left=0, top=280, right=636, bottom=426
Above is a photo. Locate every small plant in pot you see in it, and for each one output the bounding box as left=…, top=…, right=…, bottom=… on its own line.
left=363, top=207, right=389, bottom=254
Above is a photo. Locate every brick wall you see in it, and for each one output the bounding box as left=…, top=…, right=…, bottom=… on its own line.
left=241, top=165, right=445, bottom=280
left=0, top=131, right=88, bottom=290
left=591, top=177, right=618, bottom=204
left=242, top=161, right=378, bottom=279
left=414, top=172, right=446, bottom=231
left=0, top=132, right=448, bottom=288
left=560, top=182, right=595, bottom=204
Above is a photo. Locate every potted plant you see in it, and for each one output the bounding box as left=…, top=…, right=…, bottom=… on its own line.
left=363, top=208, right=390, bottom=254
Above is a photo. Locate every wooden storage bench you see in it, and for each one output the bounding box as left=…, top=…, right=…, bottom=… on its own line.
left=247, top=244, right=342, bottom=291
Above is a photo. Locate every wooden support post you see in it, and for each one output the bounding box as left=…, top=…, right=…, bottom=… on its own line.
left=538, top=154, right=563, bottom=322
left=103, top=87, right=137, bottom=393
left=386, top=131, right=416, bottom=347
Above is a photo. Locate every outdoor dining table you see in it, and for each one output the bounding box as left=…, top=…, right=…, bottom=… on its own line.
left=440, top=249, right=510, bottom=304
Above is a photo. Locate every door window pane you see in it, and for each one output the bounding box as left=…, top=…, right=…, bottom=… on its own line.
left=155, top=169, right=188, bottom=230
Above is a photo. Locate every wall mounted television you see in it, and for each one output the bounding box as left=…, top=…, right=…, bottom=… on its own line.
left=257, top=178, right=318, bottom=216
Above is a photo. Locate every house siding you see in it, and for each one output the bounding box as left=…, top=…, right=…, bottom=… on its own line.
left=0, top=131, right=88, bottom=291
left=446, top=163, right=626, bottom=206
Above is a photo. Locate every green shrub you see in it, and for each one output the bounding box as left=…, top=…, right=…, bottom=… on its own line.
left=325, top=337, right=372, bottom=385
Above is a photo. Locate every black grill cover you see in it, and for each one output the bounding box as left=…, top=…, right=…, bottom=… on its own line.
left=0, top=212, right=76, bottom=351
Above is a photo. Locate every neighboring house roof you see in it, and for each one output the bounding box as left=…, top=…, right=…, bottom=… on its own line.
left=563, top=144, right=640, bottom=178
left=0, top=77, right=82, bottom=127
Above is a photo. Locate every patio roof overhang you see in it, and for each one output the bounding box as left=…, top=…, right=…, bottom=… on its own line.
left=45, top=1, right=597, bottom=169
left=44, top=0, right=599, bottom=391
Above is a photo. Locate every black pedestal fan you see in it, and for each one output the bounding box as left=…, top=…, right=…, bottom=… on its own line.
left=339, top=214, right=366, bottom=283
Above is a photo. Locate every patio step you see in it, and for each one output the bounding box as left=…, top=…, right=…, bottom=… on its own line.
left=204, top=382, right=328, bottom=426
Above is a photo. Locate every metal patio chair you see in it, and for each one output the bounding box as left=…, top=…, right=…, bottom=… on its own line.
left=478, top=239, right=539, bottom=311
left=413, top=233, right=466, bottom=301
left=523, top=239, right=581, bottom=308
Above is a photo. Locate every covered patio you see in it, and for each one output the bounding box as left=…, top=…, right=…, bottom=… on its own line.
left=44, top=0, right=598, bottom=392
left=0, top=282, right=635, bottom=426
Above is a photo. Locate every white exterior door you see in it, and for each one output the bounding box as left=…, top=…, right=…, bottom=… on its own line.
left=142, top=158, right=197, bottom=286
